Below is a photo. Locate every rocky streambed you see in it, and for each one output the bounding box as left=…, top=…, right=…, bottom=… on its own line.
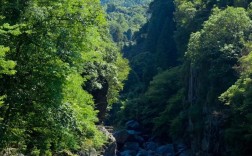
left=105, top=120, right=191, bottom=156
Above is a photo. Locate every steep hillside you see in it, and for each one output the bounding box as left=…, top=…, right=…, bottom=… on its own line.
left=115, top=0, right=252, bottom=155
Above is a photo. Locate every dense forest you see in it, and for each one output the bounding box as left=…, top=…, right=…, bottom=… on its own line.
left=116, top=0, right=252, bottom=155
left=100, top=0, right=151, bottom=47
left=0, top=0, right=129, bottom=155
left=1, top=0, right=252, bottom=156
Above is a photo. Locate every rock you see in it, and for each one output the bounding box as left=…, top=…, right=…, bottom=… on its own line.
left=97, top=125, right=117, bottom=156
left=144, top=142, right=158, bottom=151
left=103, top=131, right=117, bottom=156
left=126, top=120, right=140, bottom=130
left=87, top=148, right=98, bottom=156
left=177, top=143, right=187, bottom=152
left=177, top=144, right=186, bottom=153
left=104, top=141, right=117, bottom=156
left=123, top=142, right=140, bottom=151
left=120, top=150, right=137, bottom=156
left=127, top=130, right=142, bottom=135
left=175, top=143, right=190, bottom=156
left=77, top=151, right=87, bottom=156
left=156, top=144, right=175, bottom=156
left=134, top=135, right=145, bottom=144
left=113, top=130, right=130, bottom=144
left=136, top=149, right=148, bottom=156
left=147, top=150, right=156, bottom=156
left=87, top=148, right=97, bottom=156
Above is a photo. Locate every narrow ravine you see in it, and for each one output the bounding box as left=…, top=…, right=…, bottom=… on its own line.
left=111, top=120, right=190, bottom=156
left=1, top=0, right=252, bottom=155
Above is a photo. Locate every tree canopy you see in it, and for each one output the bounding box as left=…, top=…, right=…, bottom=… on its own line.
left=0, top=0, right=129, bottom=155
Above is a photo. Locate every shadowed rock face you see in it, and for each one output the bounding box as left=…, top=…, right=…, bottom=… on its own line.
left=90, top=77, right=109, bottom=123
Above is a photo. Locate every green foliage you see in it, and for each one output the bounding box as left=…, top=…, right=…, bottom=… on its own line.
left=101, top=0, right=152, bottom=7
left=118, top=0, right=252, bottom=155
left=183, top=6, right=252, bottom=154
left=0, top=23, right=18, bottom=76
left=186, top=7, right=252, bottom=104
left=153, top=89, right=186, bottom=139
left=219, top=51, right=252, bottom=155
left=174, top=0, right=209, bottom=56
left=144, top=67, right=182, bottom=120
left=0, top=21, right=19, bottom=129
left=122, top=0, right=178, bottom=97
left=0, top=0, right=129, bottom=154
left=102, top=0, right=151, bottom=46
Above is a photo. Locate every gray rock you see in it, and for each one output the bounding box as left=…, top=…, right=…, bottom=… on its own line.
left=137, top=149, right=148, bottom=156
left=144, top=142, right=158, bottom=151
left=97, top=125, right=117, bottom=156
left=120, top=150, right=137, bottom=156
left=156, top=144, right=175, bottom=156
left=134, top=135, right=145, bottom=144
left=123, top=142, right=140, bottom=151
left=147, top=150, right=156, bottom=156
left=88, top=148, right=97, bottom=156
left=126, top=120, right=140, bottom=130
left=127, top=130, right=142, bottom=135
left=113, top=130, right=130, bottom=144
left=103, top=132, right=117, bottom=156
left=104, top=141, right=117, bottom=156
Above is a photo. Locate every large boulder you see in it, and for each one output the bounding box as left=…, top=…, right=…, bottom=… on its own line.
left=144, top=142, right=158, bottom=151
left=156, top=144, right=175, bottom=156
left=103, top=130, right=117, bottom=156
left=127, top=130, right=142, bottom=135
left=113, top=130, right=130, bottom=144
left=104, top=141, right=117, bottom=156
left=136, top=149, right=148, bottom=156
left=97, top=125, right=117, bottom=156
left=147, top=150, right=156, bottom=156
left=123, top=142, right=140, bottom=151
left=120, top=150, right=137, bottom=156
left=133, top=135, right=145, bottom=145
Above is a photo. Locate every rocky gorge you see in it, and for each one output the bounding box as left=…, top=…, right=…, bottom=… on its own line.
left=103, top=120, right=191, bottom=156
